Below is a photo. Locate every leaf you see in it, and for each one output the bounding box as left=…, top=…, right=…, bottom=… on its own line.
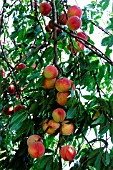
left=94, top=154, right=102, bottom=170
left=92, top=114, right=105, bottom=125
left=102, top=0, right=110, bottom=10
left=92, top=110, right=100, bottom=120
left=105, top=151, right=110, bottom=166
left=66, top=108, right=77, bottom=119
left=10, top=112, right=27, bottom=131
left=109, top=123, right=113, bottom=143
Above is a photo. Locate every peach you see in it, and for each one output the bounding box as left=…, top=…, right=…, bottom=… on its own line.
left=67, top=16, right=81, bottom=31
left=52, top=108, right=66, bottom=122
left=14, top=104, right=25, bottom=113
left=61, top=120, right=74, bottom=135
left=2, top=105, right=14, bottom=115
left=59, top=14, right=67, bottom=25
left=45, top=25, right=52, bottom=33
left=60, top=145, right=76, bottom=161
left=39, top=2, right=52, bottom=16
left=76, top=31, right=88, bottom=40
left=0, top=68, right=5, bottom=77
left=76, top=41, right=84, bottom=51
left=28, top=141, right=45, bottom=158
left=15, top=63, right=26, bottom=71
left=48, top=119, right=60, bottom=129
left=43, top=78, right=56, bottom=89
left=67, top=42, right=84, bottom=53
left=67, top=5, right=82, bottom=18
left=8, top=85, right=15, bottom=94
left=55, top=78, right=71, bottom=92
left=27, top=135, right=42, bottom=146
left=43, top=65, right=58, bottom=79
left=56, top=92, right=70, bottom=106
left=42, top=119, right=56, bottom=134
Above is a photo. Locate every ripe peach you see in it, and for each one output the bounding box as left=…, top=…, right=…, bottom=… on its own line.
left=67, top=5, right=82, bottom=18
left=59, top=14, right=67, bottom=25
left=14, top=104, right=25, bottom=113
left=39, top=2, right=52, bottom=16
left=28, top=141, right=45, bottom=158
left=56, top=92, right=70, bottom=106
left=48, top=119, right=60, bottom=129
left=76, top=31, right=88, bottom=40
left=8, top=85, right=15, bottom=94
left=43, top=78, right=56, bottom=89
left=67, top=16, right=82, bottom=31
left=61, top=120, right=74, bottom=135
left=2, top=105, right=14, bottom=115
left=52, top=108, right=66, bottom=123
left=0, top=68, right=5, bottom=77
left=55, top=78, right=71, bottom=92
left=15, top=63, right=26, bottom=71
left=76, top=41, right=84, bottom=51
left=27, top=135, right=42, bottom=146
left=43, top=65, right=58, bottom=79
left=42, top=119, right=57, bottom=134
left=45, top=25, right=52, bottom=33
left=60, top=145, right=76, bottom=161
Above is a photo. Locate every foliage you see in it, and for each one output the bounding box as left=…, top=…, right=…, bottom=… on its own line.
left=0, top=0, right=113, bottom=170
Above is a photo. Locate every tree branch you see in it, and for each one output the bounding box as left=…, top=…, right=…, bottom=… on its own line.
left=54, top=23, right=113, bottom=66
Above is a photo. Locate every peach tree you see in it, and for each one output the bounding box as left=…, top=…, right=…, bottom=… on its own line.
left=0, top=0, right=113, bottom=170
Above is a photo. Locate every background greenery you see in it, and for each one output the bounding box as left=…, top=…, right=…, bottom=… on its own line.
left=0, top=0, right=113, bottom=169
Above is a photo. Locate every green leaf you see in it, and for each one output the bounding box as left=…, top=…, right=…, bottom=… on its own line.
left=105, top=151, right=110, bottom=166
left=94, top=154, right=102, bottom=170
left=92, top=114, right=105, bottom=125
left=110, top=123, right=113, bottom=143
left=102, top=0, right=110, bottom=10
left=66, top=108, right=77, bottom=119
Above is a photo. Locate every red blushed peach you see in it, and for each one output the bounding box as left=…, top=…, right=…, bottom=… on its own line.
left=39, top=2, right=52, bottom=16
left=43, top=65, right=58, bottom=79
left=15, top=63, right=26, bottom=71
left=60, top=145, right=76, bottom=161
left=27, top=135, right=42, bottom=146
left=14, top=104, right=25, bottom=113
left=52, top=108, right=66, bottom=123
left=28, top=142, right=45, bottom=158
left=45, top=25, right=52, bottom=33
left=56, top=92, right=70, bottom=106
left=59, top=14, right=67, bottom=25
left=8, top=85, right=15, bottom=94
left=61, top=120, right=74, bottom=135
left=42, top=119, right=56, bottom=134
left=48, top=119, right=60, bottom=129
left=2, top=105, right=14, bottom=115
left=43, top=78, right=56, bottom=89
left=76, top=41, right=84, bottom=51
left=67, top=16, right=82, bottom=31
left=76, top=31, right=88, bottom=41
left=55, top=78, right=71, bottom=92
left=0, top=68, right=5, bottom=77
left=67, top=5, right=82, bottom=18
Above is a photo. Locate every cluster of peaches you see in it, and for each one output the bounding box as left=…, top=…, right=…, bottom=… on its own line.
left=43, top=65, right=75, bottom=106
left=27, top=134, right=76, bottom=161
left=40, top=2, right=88, bottom=52
left=27, top=64, right=76, bottom=161
left=0, top=72, right=25, bottom=116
